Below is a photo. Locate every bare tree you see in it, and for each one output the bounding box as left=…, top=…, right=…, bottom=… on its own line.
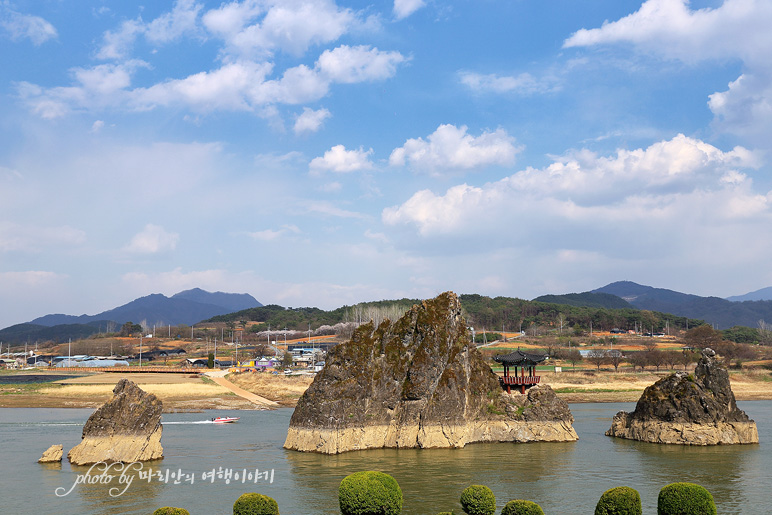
left=759, top=320, right=772, bottom=345
left=587, top=349, right=609, bottom=370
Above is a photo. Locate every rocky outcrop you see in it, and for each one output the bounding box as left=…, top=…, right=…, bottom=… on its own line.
left=38, top=444, right=63, bottom=463
left=607, top=348, right=758, bottom=445
left=284, top=292, right=577, bottom=454
left=68, top=379, right=164, bottom=465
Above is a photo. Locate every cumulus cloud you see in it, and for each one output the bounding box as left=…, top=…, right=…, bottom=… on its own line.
left=293, top=107, right=331, bottom=134
left=20, top=45, right=405, bottom=117
left=383, top=135, right=767, bottom=244
left=317, top=45, right=407, bottom=83
left=393, top=0, right=425, bottom=20
left=1, top=7, right=57, bottom=45
left=309, top=144, right=374, bottom=173
left=125, top=224, right=179, bottom=254
left=459, top=71, right=559, bottom=95
left=389, top=124, right=520, bottom=175
left=563, top=0, right=772, bottom=143
left=205, top=0, right=354, bottom=58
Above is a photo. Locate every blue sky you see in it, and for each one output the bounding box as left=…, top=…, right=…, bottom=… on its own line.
left=2, top=0, right=772, bottom=329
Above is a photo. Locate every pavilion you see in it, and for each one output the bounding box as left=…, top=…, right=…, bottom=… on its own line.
left=493, top=349, right=547, bottom=394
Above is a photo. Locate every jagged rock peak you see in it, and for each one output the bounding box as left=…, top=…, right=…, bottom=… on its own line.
left=285, top=291, right=577, bottom=454
left=606, top=348, right=758, bottom=445
left=68, top=379, right=164, bottom=465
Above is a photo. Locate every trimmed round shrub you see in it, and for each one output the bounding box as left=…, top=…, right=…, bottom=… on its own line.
left=153, top=509, right=190, bottom=515
left=595, top=486, right=642, bottom=515
left=459, top=485, right=496, bottom=515
left=501, top=499, right=544, bottom=515
left=233, top=492, right=280, bottom=515
left=339, top=471, right=402, bottom=515
left=657, top=482, right=716, bottom=515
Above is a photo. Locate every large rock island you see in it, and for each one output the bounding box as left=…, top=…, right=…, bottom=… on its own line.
left=606, top=348, right=758, bottom=445
left=284, top=292, right=577, bottom=454
left=68, top=378, right=164, bottom=465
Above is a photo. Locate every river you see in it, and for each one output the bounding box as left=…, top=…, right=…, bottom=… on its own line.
left=2, top=402, right=770, bottom=514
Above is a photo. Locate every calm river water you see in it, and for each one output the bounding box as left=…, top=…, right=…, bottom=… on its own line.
left=2, top=402, right=770, bottom=514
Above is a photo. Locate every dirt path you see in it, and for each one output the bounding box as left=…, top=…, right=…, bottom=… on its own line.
left=203, top=370, right=279, bottom=408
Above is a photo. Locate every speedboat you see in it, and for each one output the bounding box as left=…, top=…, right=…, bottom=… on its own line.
left=211, top=416, right=240, bottom=424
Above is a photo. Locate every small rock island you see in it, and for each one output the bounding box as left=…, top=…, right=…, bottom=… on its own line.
left=284, top=292, right=577, bottom=454
left=606, top=348, right=758, bottom=445
left=68, top=378, right=164, bottom=465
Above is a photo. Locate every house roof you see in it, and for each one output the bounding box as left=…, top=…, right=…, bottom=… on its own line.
left=493, top=349, right=547, bottom=367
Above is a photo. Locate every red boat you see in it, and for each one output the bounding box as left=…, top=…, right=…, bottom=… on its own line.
left=211, top=416, right=240, bottom=424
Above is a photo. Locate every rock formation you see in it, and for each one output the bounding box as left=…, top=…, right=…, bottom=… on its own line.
left=38, top=444, right=63, bottom=463
left=284, top=292, right=577, bottom=454
left=606, top=348, right=758, bottom=445
left=68, top=378, right=164, bottom=465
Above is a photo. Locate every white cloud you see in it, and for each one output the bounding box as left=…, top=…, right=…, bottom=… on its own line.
left=317, top=45, right=407, bottom=83
left=96, top=19, right=145, bottom=60
left=1, top=8, right=57, bottom=45
left=210, top=0, right=355, bottom=58
left=393, top=0, right=425, bottom=20
left=21, top=44, right=406, bottom=117
left=294, top=107, right=331, bottom=134
left=309, top=144, right=374, bottom=173
left=248, top=224, right=301, bottom=241
left=0, top=222, right=86, bottom=253
left=389, top=124, right=521, bottom=175
left=459, top=71, right=558, bottom=95
left=145, top=0, right=203, bottom=43
left=384, top=135, right=767, bottom=242
left=563, top=0, right=772, bottom=143
left=125, top=224, right=180, bottom=254
left=305, top=201, right=365, bottom=218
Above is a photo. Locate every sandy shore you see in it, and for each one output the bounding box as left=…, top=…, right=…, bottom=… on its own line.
left=1, top=368, right=771, bottom=409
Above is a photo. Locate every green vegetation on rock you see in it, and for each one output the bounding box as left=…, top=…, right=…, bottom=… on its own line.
left=459, top=485, right=496, bottom=515
left=594, top=486, right=642, bottom=515
left=233, top=492, right=280, bottom=515
left=500, top=499, right=544, bottom=515
left=657, top=483, right=716, bottom=515
left=339, top=471, right=402, bottom=515
left=153, top=508, right=190, bottom=515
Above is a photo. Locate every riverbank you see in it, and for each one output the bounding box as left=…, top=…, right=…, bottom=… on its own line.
left=1, top=368, right=771, bottom=409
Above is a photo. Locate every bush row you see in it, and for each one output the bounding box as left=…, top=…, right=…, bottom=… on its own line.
left=153, top=472, right=716, bottom=515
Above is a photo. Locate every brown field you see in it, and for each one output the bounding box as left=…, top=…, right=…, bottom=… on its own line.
left=226, top=371, right=314, bottom=406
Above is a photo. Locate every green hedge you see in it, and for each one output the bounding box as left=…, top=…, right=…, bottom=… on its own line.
left=459, top=485, right=496, bottom=515
left=500, top=499, right=544, bottom=515
left=152, top=509, right=190, bottom=515
left=657, top=483, right=716, bottom=515
left=233, top=492, right=280, bottom=515
left=595, top=486, right=642, bottom=515
left=339, top=471, right=402, bottom=515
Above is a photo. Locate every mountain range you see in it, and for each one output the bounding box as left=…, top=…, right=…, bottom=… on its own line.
left=0, top=288, right=261, bottom=344
left=589, top=281, right=772, bottom=329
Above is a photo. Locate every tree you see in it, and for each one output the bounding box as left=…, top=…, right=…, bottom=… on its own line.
left=120, top=321, right=142, bottom=337
left=281, top=351, right=293, bottom=369
left=587, top=349, right=609, bottom=370
left=645, top=349, right=666, bottom=372
left=628, top=352, right=647, bottom=371
left=663, top=351, right=681, bottom=370
left=684, top=325, right=723, bottom=349
left=759, top=320, right=772, bottom=345
left=608, top=350, right=623, bottom=372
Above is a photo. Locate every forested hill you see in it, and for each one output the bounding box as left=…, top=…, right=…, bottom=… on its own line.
left=210, top=293, right=703, bottom=335
left=532, top=292, right=631, bottom=310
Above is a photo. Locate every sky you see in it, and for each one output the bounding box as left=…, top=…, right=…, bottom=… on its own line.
left=2, top=0, right=772, bottom=329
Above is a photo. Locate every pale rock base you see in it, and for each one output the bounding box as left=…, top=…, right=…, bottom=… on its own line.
left=606, top=412, right=758, bottom=445
left=38, top=444, right=63, bottom=463
left=68, top=425, right=164, bottom=465
left=284, top=420, right=578, bottom=454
